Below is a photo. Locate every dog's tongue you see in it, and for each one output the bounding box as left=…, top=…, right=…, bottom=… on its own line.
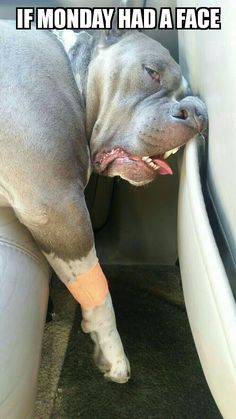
left=153, top=158, right=173, bottom=175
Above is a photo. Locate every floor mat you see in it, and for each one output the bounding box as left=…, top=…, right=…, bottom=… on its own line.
left=35, top=266, right=221, bottom=419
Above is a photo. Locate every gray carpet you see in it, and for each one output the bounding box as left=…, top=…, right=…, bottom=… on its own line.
left=35, top=266, right=221, bottom=419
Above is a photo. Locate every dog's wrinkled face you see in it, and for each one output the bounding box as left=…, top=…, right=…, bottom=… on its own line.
left=86, top=31, right=207, bottom=186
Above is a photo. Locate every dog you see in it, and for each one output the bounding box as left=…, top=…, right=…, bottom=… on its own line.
left=0, top=19, right=207, bottom=384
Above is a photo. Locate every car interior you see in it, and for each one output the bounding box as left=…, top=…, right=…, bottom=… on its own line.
left=0, top=1, right=235, bottom=419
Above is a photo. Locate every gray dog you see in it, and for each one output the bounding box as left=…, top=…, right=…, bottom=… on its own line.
left=0, top=19, right=207, bottom=384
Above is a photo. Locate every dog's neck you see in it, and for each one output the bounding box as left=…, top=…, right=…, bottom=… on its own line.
left=53, top=30, right=99, bottom=143
left=53, top=30, right=95, bottom=102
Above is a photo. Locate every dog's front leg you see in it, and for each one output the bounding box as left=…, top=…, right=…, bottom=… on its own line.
left=17, top=195, right=130, bottom=384
left=49, top=254, right=131, bottom=384
left=81, top=292, right=130, bottom=383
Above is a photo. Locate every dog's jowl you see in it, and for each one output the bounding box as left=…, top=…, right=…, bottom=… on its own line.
left=0, top=18, right=207, bottom=384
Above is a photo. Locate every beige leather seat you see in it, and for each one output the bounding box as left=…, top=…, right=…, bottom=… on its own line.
left=0, top=206, right=51, bottom=419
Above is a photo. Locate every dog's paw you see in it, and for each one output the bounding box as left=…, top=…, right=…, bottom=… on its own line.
left=103, top=355, right=131, bottom=384
left=91, top=331, right=131, bottom=384
left=81, top=295, right=131, bottom=384
left=94, top=342, right=131, bottom=383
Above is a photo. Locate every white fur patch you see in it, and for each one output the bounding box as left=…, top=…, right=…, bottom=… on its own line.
left=52, top=29, right=77, bottom=53
left=43, top=246, right=97, bottom=284
left=82, top=293, right=130, bottom=383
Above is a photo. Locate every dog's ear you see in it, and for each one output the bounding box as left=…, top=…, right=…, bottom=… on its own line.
left=98, top=0, right=129, bottom=47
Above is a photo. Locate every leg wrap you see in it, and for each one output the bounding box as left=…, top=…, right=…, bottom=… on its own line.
left=66, top=261, right=109, bottom=308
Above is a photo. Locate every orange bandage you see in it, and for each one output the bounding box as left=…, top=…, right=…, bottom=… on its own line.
left=66, top=261, right=109, bottom=308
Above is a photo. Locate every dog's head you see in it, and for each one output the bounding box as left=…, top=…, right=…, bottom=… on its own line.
left=61, top=21, right=208, bottom=186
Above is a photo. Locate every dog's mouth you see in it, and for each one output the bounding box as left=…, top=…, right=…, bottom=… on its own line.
left=93, top=146, right=181, bottom=177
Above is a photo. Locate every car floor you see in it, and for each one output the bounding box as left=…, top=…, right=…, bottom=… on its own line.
left=34, top=266, right=221, bottom=419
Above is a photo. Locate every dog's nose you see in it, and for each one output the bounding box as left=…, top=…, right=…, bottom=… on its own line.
left=171, top=96, right=208, bottom=134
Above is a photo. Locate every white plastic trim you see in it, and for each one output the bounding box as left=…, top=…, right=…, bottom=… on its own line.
left=178, top=137, right=236, bottom=419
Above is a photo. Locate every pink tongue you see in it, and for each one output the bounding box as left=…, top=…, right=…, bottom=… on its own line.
left=153, top=158, right=173, bottom=175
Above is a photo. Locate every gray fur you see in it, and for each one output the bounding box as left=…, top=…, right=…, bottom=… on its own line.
left=0, top=21, right=207, bottom=265
left=0, top=20, right=207, bottom=385
left=0, top=21, right=92, bottom=262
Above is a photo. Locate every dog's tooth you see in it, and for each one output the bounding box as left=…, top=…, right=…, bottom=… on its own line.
left=142, top=156, right=160, bottom=171
left=171, top=147, right=179, bottom=155
left=164, top=146, right=180, bottom=159
left=164, top=150, right=172, bottom=159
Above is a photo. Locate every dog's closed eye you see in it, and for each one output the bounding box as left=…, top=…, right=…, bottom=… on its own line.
left=144, top=66, right=160, bottom=82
